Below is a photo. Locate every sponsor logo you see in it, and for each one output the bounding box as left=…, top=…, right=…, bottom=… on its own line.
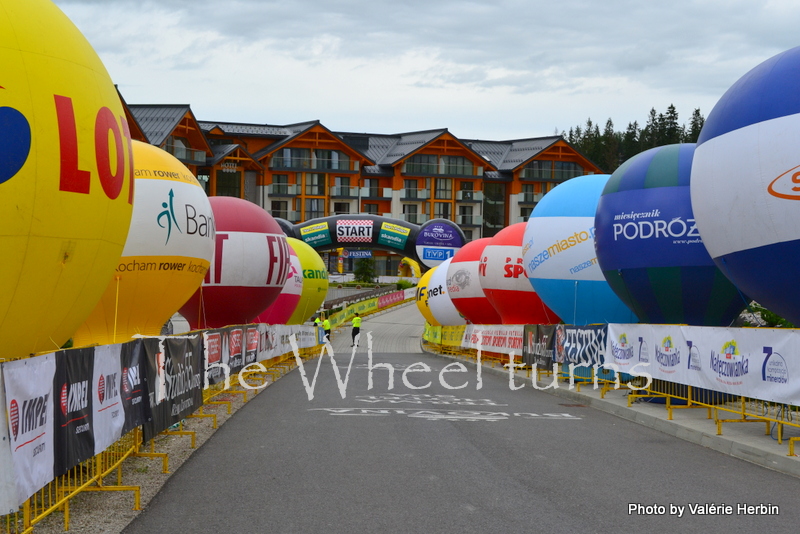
left=612, top=216, right=700, bottom=242
left=378, top=222, right=410, bottom=248
left=422, top=225, right=456, bottom=242
left=9, top=395, right=49, bottom=443
left=527, top=227, right=595, bottom=273
left=687, top=341, right=702, bottom=371
left=206, top=332, right=222, bottom=364
left=611, top=333, right=634, bottom=361
left=422, top=248, right=454, bottom=261
left=156, top=188, right=182, bottom=245
left=761, top=346, right=788, bottom=384
left=60, top=380, right=89, bottom=417
left=122, top=366, right=141, bottom=395
left=503, top=257, right=526, bottom=278
left=447, top=268, right=470, bottom=293
left=710, top=340, right=749, bottom=382
left=300, top=222, right=332, bottom=246
left=98, top=373, right=119, bottom=405
left=336, top=219, right=373, bottom=242
left=638, top=337, right=649, bottom=363
left=767, top=164, right=800, bottom=200
left=303, top=268, right=328, bottom=279
left=247, top=328, right=259, bottom=352
left=655, top=336, right=681, bottom=370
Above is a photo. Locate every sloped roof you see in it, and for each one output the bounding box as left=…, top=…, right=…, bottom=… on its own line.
left=198, top=120, right=319, bottom=138
left=207, top=143, right=263, bottom=169
left=128, top=105, right=192, bottom=147
left=463, top=136, right=561, bottom=172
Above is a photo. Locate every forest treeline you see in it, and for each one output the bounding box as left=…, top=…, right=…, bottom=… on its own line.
left=563, top=105, right=705, bottom=173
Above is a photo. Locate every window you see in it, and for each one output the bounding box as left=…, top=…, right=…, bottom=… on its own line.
left=364, top=203, right=379, bottom=215
left=216, top=169, right=241, bottom=197
left=316, top=150, right=351, bottom=170
left=305, top=173, right=325, bottom=195
left=554, top=161, right=583, bottom=181
left=523, top=160, right=552, bottom=179
left=458, top=204, right=473, bottom=225
left=406, top=154, right=438, bottom=174
left=273, top=148, right=311, bottom=168
left=520, top=207, right=533, bottom=222
left=404, top=179, right=419, bottom=199
left=442, top=156, right=473, bottom=175
left=403, top=204, right=419, bottom=224
left=435, top=178, right=452, bottom=200
left=364, top=178, right=381, bottom=198
left=463, top=229, right=473, bottom=242
left=271, top=200, right=288, bottom=219
left=272, top=174, right=289, bottom=194
left=459, top=181, right=475, bottom=201
left=521, top=183, right=535, bottom=203
left=333, top=202, right=350, bottom=215
left=305, top=198, right=324, bottom=220
left=434, top=202, right=451, bottom=219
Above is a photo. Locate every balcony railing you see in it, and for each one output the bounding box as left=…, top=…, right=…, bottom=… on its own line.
left=401, top=188, right=430, bottom=200
left=402, top=213, right=430, bottom=225
left=270, top=156, right=359, bottom=171
left=330, top=186, right=359, bottom=197
left=164, top=144, right=207, bottom=165
left=456, top=190, right=483, bottom=202
left=266, top=183, right=300, bottom=196
left=519, top=192, right=543, bottom=204
left=456, top=215, right=483, bottom=226
left=360, top=187, right=392, bottom=199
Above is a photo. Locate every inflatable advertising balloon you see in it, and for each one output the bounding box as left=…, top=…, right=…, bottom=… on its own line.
left=286, top=238, right=328, bottom=325
left=479, top=223, right=559, bottom=325
left=73, top=141, right=215, bottom=345
left=415, top=268, right=441, bottom=326
left=446, top=238, right=502, bottom=324
left=398, top=257, right=421, bottom=278
left=0, top=0, right=134, bottom=357
left=691, top=46, right=800, bottom=325
left=427, top=258, right=466, bottom=326
left=254, top=244, right=303, bottom=324
left=523, top=175, right=637, bottom=325
left=595, top=144, right=746, bottom=326
left=179, top=197, right=290, bottom=329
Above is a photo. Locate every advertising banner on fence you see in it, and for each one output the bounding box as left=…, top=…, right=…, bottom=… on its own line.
left=53, top=348, right=95, bottom=476
left=92, top=344, right=125, bottom=456
left=441, top=325, right=466, bottom=347
left=0, top=366, right=19, bottom=513
left=607, top=324, right=800, bottom=405
left=462, top=325, right=524, bottom=355
left=555, top=324, right=607, bottom=366
left=378, top=290, right=405, bottom=309
left=522, top=325, right=556, bottom=367
left=121, top=340, right=149, bottom=434
left=142, top=336, right=203, bottom=442
left=3, top=354, right=56, bottom=505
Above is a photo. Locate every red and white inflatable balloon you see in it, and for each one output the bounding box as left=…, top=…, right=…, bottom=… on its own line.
left=446, top=238, right=502, bottom=324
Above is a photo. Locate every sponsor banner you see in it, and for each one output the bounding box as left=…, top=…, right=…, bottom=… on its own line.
left=336, top=219, right=373, bottom=243
left=245, top=326, right=259, bottom=365
left=522, top=324, right=556, bottom=367
left=606, top=323, right=653, bottom=371
left=0, top=366, right=19, bottom=513
left=462, top=324, right=524, bottom=355
left=3, top=354, right=56, bottom=505
left=416, top=222, right=464, bottom=249
left=299, top=222, right=333, bottom=247
left=53, top=348, right=95, bottom=476
left=378, top=291, right=405, bottom=309
left=555, top=325, right=607, bottom=366
left=120, top=340, right=149, bottom=434
left=142, top=336, right=203, bottom=442
left=441, top=325, right=466, bottom=347
left=344, top=249, right=372, bottom=258
left=92, top=345, right=125, bottom=456
left=404, top=287, right=416, bottom=300
left=607, top=324, right=800, bottom=405
left=423, top=324, right=442, bottom=344
left=204, top=327, right=246, bottom=386
left=523, top=216, right=602, bottom=281
left=377, top=222, right=411, bottom=250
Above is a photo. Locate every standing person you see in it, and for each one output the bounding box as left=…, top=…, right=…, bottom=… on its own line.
left=322, top=315, right=331, bottom=343
left=351, top=313, right=362, bottom=347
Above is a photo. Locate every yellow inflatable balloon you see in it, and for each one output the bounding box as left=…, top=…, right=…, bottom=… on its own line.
left=286, top=238, right=329, bottom=325
left=72, top=141, right=215, bottom=346
left=398, top=257, right=421, bottom=278
left=416, top=268, right=441, bottom=326
left=0, top=0, right=134, bottom=358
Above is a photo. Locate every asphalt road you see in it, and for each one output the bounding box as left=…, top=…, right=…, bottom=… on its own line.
left=123, top=305, right=800, bottom=533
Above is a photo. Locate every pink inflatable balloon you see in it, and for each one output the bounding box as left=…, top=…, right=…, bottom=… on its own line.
left=254, top=244, right=303, bottom=324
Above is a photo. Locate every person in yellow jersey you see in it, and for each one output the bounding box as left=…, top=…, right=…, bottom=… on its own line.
left=322, top=315, right=331, bottom=342
left=351, top=313, right=362, bottom=347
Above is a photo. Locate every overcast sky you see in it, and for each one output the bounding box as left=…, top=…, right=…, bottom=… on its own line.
left=53, top=0, right=800, bottom=140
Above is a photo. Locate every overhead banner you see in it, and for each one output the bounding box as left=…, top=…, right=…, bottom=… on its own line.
left=461, top=324, right=524, bottom=356
left=142, top=336, right=203, bottom=442
left=283, top=215, right=465, bottom=269
left=522, top=324, right=556, bottom=367
left=3, top=354, right=56, bottom=505
left=607, top=323, right=800, bottom=405
left=53, top=348, right=96, bottom=476
left=0, top=366, right=19, bottom=513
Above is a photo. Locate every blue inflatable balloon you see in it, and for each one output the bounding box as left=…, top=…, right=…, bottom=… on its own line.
left=595, top=144, right=747, bottom=325
left=691, top=46, right=800, bottom=326
left=523, top=175, right=637, bottom=325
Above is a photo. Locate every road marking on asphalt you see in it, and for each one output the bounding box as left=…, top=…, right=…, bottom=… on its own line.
left=308, top=408, right=582, bottom=422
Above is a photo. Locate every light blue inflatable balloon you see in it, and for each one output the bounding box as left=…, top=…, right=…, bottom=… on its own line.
left=522, top=175, right=637, bottom=325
